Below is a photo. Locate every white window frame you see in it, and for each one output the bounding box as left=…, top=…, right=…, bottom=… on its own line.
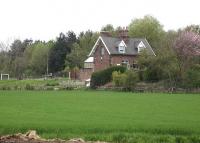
left=118, top=40, right=126, bottom=54
left=119, top=46, right=125, bottom=53
left=121, top=60, right=130, bottom=69
left=137, top=41, right=146, bottom=53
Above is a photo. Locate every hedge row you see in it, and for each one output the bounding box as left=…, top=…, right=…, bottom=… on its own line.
left=90, top=66, right=126, bottom=89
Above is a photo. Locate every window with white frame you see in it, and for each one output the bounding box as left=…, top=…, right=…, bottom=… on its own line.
left=118, top=41, right=126, bottom=53
left=137, top=41, right=146, bottom=53
left=121, top=60, right=130, bottom=69
left=122, top=60, right=128, bottom=64
left=119, top=46, right=125, bottom=53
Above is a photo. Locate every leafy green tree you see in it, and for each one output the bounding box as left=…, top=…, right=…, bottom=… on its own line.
left=128, top=15, right=165, bottom=52
left=0, top=51, right=10, bottom=73
left=101, top=24, right=115, bottom=31
left=65, top=31, right=98, bottom=69
left=138, top=49, right=179, bottom=86
left=12, top=56, right=26, bottom=79
left=65, top=43, right=82, bottom=68
left=49, top=31, right=77, bottom=73
left=9, top=39, right=32, bottom=60
left=7, top=39, right=32, bottom=79
left=26, top=41, right=54, bottom=75
left=101, top=24, right=122, bottom=37
left=22, top=45, right=34, bottom=76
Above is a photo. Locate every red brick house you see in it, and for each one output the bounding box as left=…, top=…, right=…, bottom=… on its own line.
left=79, top=28, right=155, bottom=81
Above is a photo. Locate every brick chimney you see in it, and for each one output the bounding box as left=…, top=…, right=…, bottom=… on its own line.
left=118, top=27, right=129, bottom=43
left=100, top=31, right=112, bottom=37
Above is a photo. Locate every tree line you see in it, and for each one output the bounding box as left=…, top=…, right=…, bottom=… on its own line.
left=0, top=15, right=199, bottom=88
left=0, top=31, right=98, bottom=79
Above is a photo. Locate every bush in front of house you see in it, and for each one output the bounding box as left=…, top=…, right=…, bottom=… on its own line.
left=124, top=70, right=139, bottom=90
left=90, top=66, right=126, bottom=89
left=112, top=70, right=139, bottom=91
left=112, top=71, right=127, bottom=87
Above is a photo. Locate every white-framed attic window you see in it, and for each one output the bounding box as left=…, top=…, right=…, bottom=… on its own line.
left=137, top=41, right=146, bottom=53
left=118, top=40, right=126, bottom=53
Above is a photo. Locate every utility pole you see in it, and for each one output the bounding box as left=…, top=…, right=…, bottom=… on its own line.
left=46, top=52, right=49, bottom=76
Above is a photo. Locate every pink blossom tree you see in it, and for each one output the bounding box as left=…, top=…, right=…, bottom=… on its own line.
left=174, top=31, right=200, bottom=58
left=174, top=31, right=200, bottom=81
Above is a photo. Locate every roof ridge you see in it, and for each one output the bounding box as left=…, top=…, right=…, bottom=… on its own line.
left=101, top=36, right=145, bottom=40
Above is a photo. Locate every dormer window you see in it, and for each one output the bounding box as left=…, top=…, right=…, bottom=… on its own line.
left=137, top=41, right=146, bottom=53
left=119, top=45, right=125, bottom=53
left=118, top=40, right=126, bottom=53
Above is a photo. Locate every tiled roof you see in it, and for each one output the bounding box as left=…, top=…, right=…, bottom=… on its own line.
left=100, top=36, right=155, bottom=55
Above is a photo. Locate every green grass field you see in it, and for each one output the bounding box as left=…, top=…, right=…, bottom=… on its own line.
left=0, top=90, right=200, bottom=142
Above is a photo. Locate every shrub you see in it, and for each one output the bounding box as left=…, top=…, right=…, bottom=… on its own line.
left=0, top=86, right=11, bottom=90
left=25, top=84, right=34, bottom=90
left=143, top=66, right=162, bottom=82
left=112, top=71, right=127, bottom=87
left=46, top=82, right=59, bottom=86
left=90, top=66, right=126, bottom=89
left=124, top=70, right=139, bottom=90
left=183, top=65, right=200, bottom=88
left=112, top=70, right=139, bottom=91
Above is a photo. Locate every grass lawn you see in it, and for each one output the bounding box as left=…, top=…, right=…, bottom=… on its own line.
left=0, top=90, right=200, bottom=142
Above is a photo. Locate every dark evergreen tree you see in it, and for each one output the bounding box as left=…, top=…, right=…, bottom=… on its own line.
left=49, top=31, right=77, bottom=73
left=65, top=30, right=98, bottom=69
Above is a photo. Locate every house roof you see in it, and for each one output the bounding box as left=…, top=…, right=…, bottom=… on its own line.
left=89, top=36, right=155, bottom=56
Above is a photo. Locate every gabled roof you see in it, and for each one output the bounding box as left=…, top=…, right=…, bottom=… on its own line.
left=89, top=37, right=110, bottom=56
left=89, top=36, right=155, bottom=56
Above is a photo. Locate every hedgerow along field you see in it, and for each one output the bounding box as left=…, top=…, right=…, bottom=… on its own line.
left=0, top=79, right=84, bottom=90
left=0, top=91, right=200, bottom=143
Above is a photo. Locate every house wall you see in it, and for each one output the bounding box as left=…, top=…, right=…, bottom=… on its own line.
left=93, top=40, right=138, bottom=71
left=93, top=41, right=110, bottom=72
left=79, top=68, right=93, bottom=81
left=111, top=55, right=137, bottom=66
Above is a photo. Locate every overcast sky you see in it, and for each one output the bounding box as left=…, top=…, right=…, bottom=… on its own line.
left=1, top=0, right=200, bottom=44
